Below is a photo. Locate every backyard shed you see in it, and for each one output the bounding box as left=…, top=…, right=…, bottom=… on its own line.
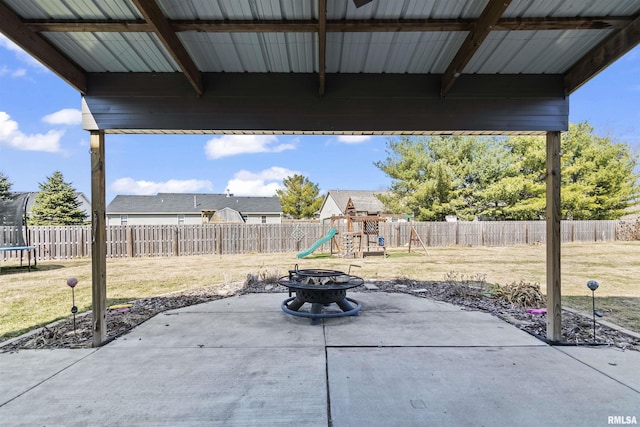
left=1, top=0, right=639, bottom=346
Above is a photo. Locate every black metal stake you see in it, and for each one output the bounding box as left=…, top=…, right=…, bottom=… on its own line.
left=587, top=280, right=599, bottom=343
left=591, top=288, right=596, bottom=342
left=67, top=277, right=78, bottom=336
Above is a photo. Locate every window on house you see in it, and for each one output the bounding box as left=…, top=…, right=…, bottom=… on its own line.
left=177, top=215, right=185, bottom=225
left=120, top=215, right=128, bottom=225
left=261, top=216, right=267, bottom=224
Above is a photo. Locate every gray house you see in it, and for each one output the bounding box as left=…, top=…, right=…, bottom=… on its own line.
left=107, top=193, right=282, bottom=225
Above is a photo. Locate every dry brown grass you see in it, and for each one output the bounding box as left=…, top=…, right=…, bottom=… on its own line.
left=1, top=241, right=639, bottom=340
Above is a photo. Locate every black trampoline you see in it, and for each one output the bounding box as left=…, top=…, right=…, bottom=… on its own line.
left=0, top=193, right=36, bottom=273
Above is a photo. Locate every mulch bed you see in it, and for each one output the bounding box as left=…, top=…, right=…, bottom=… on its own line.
left=2, top=279, right=638, bottom=352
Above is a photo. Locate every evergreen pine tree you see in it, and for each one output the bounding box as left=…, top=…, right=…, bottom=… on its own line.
left=275, top=174, right=324, bottom=219
left=30, top=171, right=88, bottom=225
left=0, top=172, right=12, bottom=200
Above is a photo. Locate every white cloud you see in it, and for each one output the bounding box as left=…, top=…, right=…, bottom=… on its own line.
left=225, top=167, right=298, bottom=197
left=0, top=34, right=46, bottom=70
left=0, top=64, right=27, bottom=79
left=43, top=108, right=82, bottom=126
left=336, top=135, right=372, bottom=144
left=0, top=111, right=62, bottom=152
left=110, top=178, right=213, bottom=195
left=204, top=135, right=295, bottom=159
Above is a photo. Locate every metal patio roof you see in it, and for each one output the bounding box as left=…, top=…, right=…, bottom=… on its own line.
left=1, top=0, right=639, bottom=134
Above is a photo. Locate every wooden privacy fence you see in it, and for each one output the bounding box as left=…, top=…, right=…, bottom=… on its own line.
left=0, top=220, right=622, bottom=261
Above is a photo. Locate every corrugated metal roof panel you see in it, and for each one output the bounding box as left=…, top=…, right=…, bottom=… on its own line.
left=157, top=0, right=315, bottom=20
left=181, top=32, right=315, bottom=73
left=43, top=32, right=179, bottom=72
left=4, top=0, right=639, bottom=80
left=92, top=0, right=141, bottom=19
left=328, top=0, right=490, bottom=19
left=466, top=29, right=612, bottom=74
left=4, top=0, right=140, bottom=19
left=504, top=0, right=640, bottom=18
left=157, top=0, right=223, bottom=19
left=2, top=0, right=45, bottom=18
left=327, top=31, right=467, bottom=73
left=180, top=33, right=241, bottom=72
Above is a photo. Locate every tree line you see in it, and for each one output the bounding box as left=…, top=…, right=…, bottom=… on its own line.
left=3, top=121, right=638, bottom=224
left=279, top=122, right=639, bottom=221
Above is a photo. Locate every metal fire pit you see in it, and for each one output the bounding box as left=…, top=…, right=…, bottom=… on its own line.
left=279, top=265, right=364, bottom=324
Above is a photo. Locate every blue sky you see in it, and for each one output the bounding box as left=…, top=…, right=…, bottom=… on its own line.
left=1, top=33, right=639, bottom=204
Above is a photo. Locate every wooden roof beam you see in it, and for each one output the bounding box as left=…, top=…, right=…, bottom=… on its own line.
left=131, top=0, right=203, bottom=96
left=564, top=14, right=640, bottom=95
left=441, top=0, right=512, bottom=97
left=24, top=16, right=633, bottom=34
left=318, top=0, right=327, bottom=96
left=0, top=2, right=86, bottom=93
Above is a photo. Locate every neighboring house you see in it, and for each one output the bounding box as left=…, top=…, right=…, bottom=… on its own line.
left=319, top=190, right=387, bottom=222
left=106, top=193, right=282, bottom=225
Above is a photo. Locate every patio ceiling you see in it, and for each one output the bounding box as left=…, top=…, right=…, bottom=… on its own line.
left=1, top=0, right=639, bottom=134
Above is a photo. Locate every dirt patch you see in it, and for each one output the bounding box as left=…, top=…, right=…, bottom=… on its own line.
left=2, top=280, right=638, bottom=352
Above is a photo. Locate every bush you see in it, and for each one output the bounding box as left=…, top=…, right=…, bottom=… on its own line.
left=491, top=281, right=546, bottom=308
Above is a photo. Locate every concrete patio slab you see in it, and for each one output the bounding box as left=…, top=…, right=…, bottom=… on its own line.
left=0, top=347, right=327, bottom=427
left=327, top=346, right=639, bottom=427
left=556, top=346, right=640, bottom=392
left=169, top=292, right=287, bottom=314
left=1, top=293, right=637, bottom=427
left=349, top=291, right=463, bottom=312
left=108, top=310, right=324, bottom=349
left=324, top=309, right=545, bottom=347
left=0, top=349, right=96, bottom=406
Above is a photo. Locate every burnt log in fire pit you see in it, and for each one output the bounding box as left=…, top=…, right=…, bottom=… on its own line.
left=279, top=266, right=364, bottom=324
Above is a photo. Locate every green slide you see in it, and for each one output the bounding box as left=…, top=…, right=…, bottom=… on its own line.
left=296, top=227, right=338, bottom=259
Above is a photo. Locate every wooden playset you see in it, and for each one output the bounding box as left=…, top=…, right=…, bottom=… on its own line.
left=327, top=214, right=388, bottom=258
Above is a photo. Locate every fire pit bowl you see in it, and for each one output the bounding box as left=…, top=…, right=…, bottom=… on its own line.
left=278, top=266, right=364, bottom=324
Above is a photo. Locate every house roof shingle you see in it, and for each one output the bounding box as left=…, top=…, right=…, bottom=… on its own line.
left=327, top=190, right=385, bottom=214
left=107, top=193, right=282, bottom=214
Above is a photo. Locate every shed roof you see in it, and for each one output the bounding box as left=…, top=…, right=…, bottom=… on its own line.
left=2, top=0, right=639, bottom=135
left=107, top=193, right=282, bottom=214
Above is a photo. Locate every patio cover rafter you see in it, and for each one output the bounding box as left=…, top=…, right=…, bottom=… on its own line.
left=318, top=0, right=327, bottom=96
left=0, top=1, right=86, bottom=93
left=23, top=17, right=633, bottom=34
left=130, top=0, right=203, bottom=96
left=441, top=0, right=513, bottom=97
left=564, top=13, right=640, bottom=94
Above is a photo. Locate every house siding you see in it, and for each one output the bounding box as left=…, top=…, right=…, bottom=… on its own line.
left=319, top=197, right=343, bottom=222
left=107, top=213, right=281, bottom=226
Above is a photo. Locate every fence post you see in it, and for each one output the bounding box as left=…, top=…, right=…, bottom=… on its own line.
left=173, top=227, right=179, bottom=256
left=126, top=227, right=134, bottom=258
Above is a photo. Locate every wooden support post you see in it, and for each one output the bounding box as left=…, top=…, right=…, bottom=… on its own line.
left=546, top=131, right=562, bottom=342
left=90, top=130, right=107, bottom=347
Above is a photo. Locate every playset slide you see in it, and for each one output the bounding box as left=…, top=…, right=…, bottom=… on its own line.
left=296, top=227, right=338, bottom=258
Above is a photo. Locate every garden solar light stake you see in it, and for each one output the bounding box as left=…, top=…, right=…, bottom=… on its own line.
left=587, top=280, right=599, bottom=342
left=67, top=277, right=78, bottom=334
